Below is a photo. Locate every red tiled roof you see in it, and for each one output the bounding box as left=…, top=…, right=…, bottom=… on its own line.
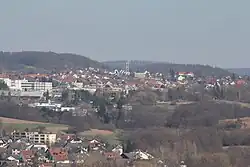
left=126, top=81, right=139, bottom=86
left=236, top=80, right=246, bottom=85
left=89, top=139, right=100, bottom=144
left=146, top=79, right=158, bottom=85
left=21, top=150, right=34, bottom=161
left=24, top=74, right=48, bottom=78
left=0, top=74, right=9, bottom=78
left=39, top=163, right=54, bottom=167
left=61, top=76, right=76, bottom=83
left=49, top=148, right=68, bottom=162
left=104, top=152, right=120, bottom=159
left=61, top=134, right=76, bottom=140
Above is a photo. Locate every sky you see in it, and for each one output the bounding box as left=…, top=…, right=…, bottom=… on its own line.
left=0, top=0, right=249, bottom=68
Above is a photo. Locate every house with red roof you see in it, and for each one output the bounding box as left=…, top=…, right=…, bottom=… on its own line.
left=47, top=148, right=69, bottom=163
left=39, top=163, right=54, bottom=167
left=236, top=79, right=246, bottom=86
left=103, top=152, right=121, bottom=160
left=20, top=150, right=34, bottom=163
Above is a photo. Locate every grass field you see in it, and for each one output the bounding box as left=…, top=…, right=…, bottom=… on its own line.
left=80, top=129, right=114, bottom=136
left=0, top=117, right=121, bottom=144
left=0, top=117, right=68, bottom=132
left=79, top=129, right=122, bottom=146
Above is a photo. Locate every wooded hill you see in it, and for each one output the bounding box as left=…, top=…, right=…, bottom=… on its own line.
left=0, top=51, right=105, bottom=73
left=104, top=60, right=232, bottom=77
left=0, top=51, right=231, bottom=76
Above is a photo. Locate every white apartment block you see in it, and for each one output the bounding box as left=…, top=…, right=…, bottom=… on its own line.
left=0, top=78, right=22, bottom=90
left=12, top=131, right=57, bottom=145
left=21, top=80, right=52, bottom=92
left=0, top=78, right=52, bottom=92
left=72, top=82, right=83, bottom=89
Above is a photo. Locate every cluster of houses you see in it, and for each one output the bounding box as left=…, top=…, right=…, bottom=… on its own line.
left=0, top=68, right=248, bottom=119
left=1, top=67, right=226, bottom=166
left=28, top=100, right=76, bottom=112
left=0, top=67, right=248, bottom=100
left=0, top=130, right=155, bottom=166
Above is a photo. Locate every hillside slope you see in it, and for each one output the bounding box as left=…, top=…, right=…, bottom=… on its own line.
left=0, top=51, right=104, bottom=72
left=104, top=60, right=231, bottom=76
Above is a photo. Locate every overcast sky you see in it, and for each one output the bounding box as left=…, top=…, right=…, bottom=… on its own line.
left=0, top=0, right=249, bottom=68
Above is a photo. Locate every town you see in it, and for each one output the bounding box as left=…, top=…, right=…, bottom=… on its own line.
left=1, top=1, right=249, bottom=166
left=0, top=63, right=249, bottom=166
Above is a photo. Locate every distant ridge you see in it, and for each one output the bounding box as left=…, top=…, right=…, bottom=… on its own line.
left=0, top=51, right=232, bottom=76
left=227, top=68, right=250, bottom=76
left=103, top=60, right=232, bottom=77
left=0, top=51, right=104, bottom=72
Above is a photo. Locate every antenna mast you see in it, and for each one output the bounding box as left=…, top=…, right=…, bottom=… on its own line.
left=125, top=60, right=130, bottom=74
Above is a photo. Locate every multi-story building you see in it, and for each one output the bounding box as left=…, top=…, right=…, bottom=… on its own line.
left=12, top=131, right=57, bottom=145
left=10, top=80, right=23, bottom=90
left=0, top=78, right=52, bottom=92
left=0, top=78, right=22, bottom=90
left=134, top=72, right=146, bottom=79
left=21, top=80, right=52, bottom=92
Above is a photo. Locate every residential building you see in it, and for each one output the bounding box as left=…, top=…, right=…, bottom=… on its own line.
left=112, top=145, right=123, bottom=155
left=72, top=109, right=88, bottom=117
left=0, top=90, right=44, bottom=98
left=20, top=91, right=44, bottom=98
left=0, top=78, right=23, bottom=90
left=122, top=104, right=133, bottom=111
left=20, top=150, right=34, bottom=163
left=72, top=82, right=83, bottom=89
left=0, top=78, right=52, bottom=92
left=121, top=150, right=154, bottom=160
left=21, top=81, right=52, bottom=92
left=12, top=131, right=57, bottom=145
left=134, top=72, right=146, bottom=79
left=39, top=163, right=54, bottom=167
left=83, top=86, right=97, bottom=94
left=47, top=148, right=69, bottom=163
left=30, top=101, right=62, bottom=108
left=60, top=107, right=75, bottom=112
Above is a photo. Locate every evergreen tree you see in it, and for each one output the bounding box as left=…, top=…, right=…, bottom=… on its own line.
left=236, top=91, right=240, bottom=100
left=98, top=101, right=106, bottom=118
left=44, top=90, right=50, bottom=102
left=231, top=73, right=236, bottom=81
left=169, top=68, right=175, bottom=80
left=168, top=88, right=173, bottom=101
left=7, top=91, right=11, bottom=102
left=0, top=80, right=8, bottom=90
left=213, top=83, right=221, bottom=99
left=220, top=87, right=224, bottom=99
left=103, top=112, right=110, bottom=124
left=161, top=74, right=166, bottom=82
left=73, top=90, right=81, bottom=105
left=117, top=97, right=125, bottom=110
left=0, top=92, right=4, bottom=100
left=61, top=90, right=69, bottom=103
left=125, top=140, right=135, bottom=153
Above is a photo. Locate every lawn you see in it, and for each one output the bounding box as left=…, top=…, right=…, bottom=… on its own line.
left=0, top=117, right=68, bottom=132
left=79, top=129, right=122, bottom=146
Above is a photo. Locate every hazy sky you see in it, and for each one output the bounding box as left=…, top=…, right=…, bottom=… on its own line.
left=0, top=0, right=249, bottom=68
